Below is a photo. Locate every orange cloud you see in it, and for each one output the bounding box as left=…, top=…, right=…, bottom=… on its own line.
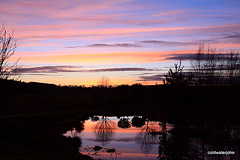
left=13, top=50, right=193, bottom=65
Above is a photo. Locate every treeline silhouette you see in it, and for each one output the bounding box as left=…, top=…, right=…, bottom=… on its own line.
left=1, top=78, right=239, bottom=125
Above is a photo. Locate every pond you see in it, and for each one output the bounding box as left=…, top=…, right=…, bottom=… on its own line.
left=63, top=115, right=240, bottom=160
left=63, top=116, right=173, bottom=160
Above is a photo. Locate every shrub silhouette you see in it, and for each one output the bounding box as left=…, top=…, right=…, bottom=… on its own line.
left=163, top=60, right=192, bottom=86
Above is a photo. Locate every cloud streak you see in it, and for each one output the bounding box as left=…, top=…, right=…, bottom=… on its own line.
left=86, top=43, right=142, bottom=48
left=17, top=66, right=156, bottom=74
left=218, top=32, right=240, bottom=43
left=139, top=40, right=201, bottom=46
left=138, top=74, right=164, bottom=81
left=17, top=66, right=82, bottom=73
left=165, top=53, right=240, bottom=61
left=89, top=68, right=155, bottom=72
left=67, top=33, right=240, bottom=49
left=67, top=43, right=142, bottom=48
left=69, top=39, right=210, bottom=49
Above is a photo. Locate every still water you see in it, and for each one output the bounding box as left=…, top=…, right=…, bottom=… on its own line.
left=63, top=116, right=173, bottom=160
left=63, top=115, right=240, bottom=160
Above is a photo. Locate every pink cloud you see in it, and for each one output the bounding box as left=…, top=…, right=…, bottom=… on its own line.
left=7, top=23, right=239, bottom=42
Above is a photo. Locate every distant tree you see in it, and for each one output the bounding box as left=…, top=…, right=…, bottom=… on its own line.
left=191, top=45, right=240, bottom=86
left=202, top=45, right=223, bottom=85
left=163, top=60, right=192, bottom=86
left=98, top=76, right=110, bottom=87
left=225, top=50, right=240, bottom=85
left=0, top=25, right=19, bottom=79
left=191, top=45, right=220, bottom=85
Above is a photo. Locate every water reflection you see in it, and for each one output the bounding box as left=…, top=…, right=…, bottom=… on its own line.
left=63, top=127, right=81, bottom=138
left=118, top=118, right=131, bottom=129
left=131, top=116, right=145, bottom=128
left=63, top=116, right=240, bottom=160
left=83, top=145, right=121, bottom=160
left=135, top=120, right=161, bottom=154
left=158, top=125, right=202, bottom=160
left=158, top=123, right=240, bottom=160
left=92, top=116, right=116, bottom=145
left=62, top=124, right=84, bottom=151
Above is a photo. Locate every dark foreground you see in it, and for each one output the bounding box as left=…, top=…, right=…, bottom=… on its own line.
left=0, top=79, right=240, bottom=159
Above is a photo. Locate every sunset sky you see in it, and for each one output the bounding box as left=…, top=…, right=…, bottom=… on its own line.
left=1, top=0, right=240, bottom=86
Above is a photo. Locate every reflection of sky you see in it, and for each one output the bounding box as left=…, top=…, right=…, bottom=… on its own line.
left=80, top=116, right=159, bottom=160
left=62, top=118, right=240, bottom=160
left=2, top=0, right=240, bottom=85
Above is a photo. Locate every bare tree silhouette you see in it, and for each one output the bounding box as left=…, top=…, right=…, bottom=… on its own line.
left=191, top=45, right=240, bottom=85
left=98, top=76, right=111, bottom=87
left=226, top=50, right=240, bottom=85
left=0, top=24, right=20, bottom=79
